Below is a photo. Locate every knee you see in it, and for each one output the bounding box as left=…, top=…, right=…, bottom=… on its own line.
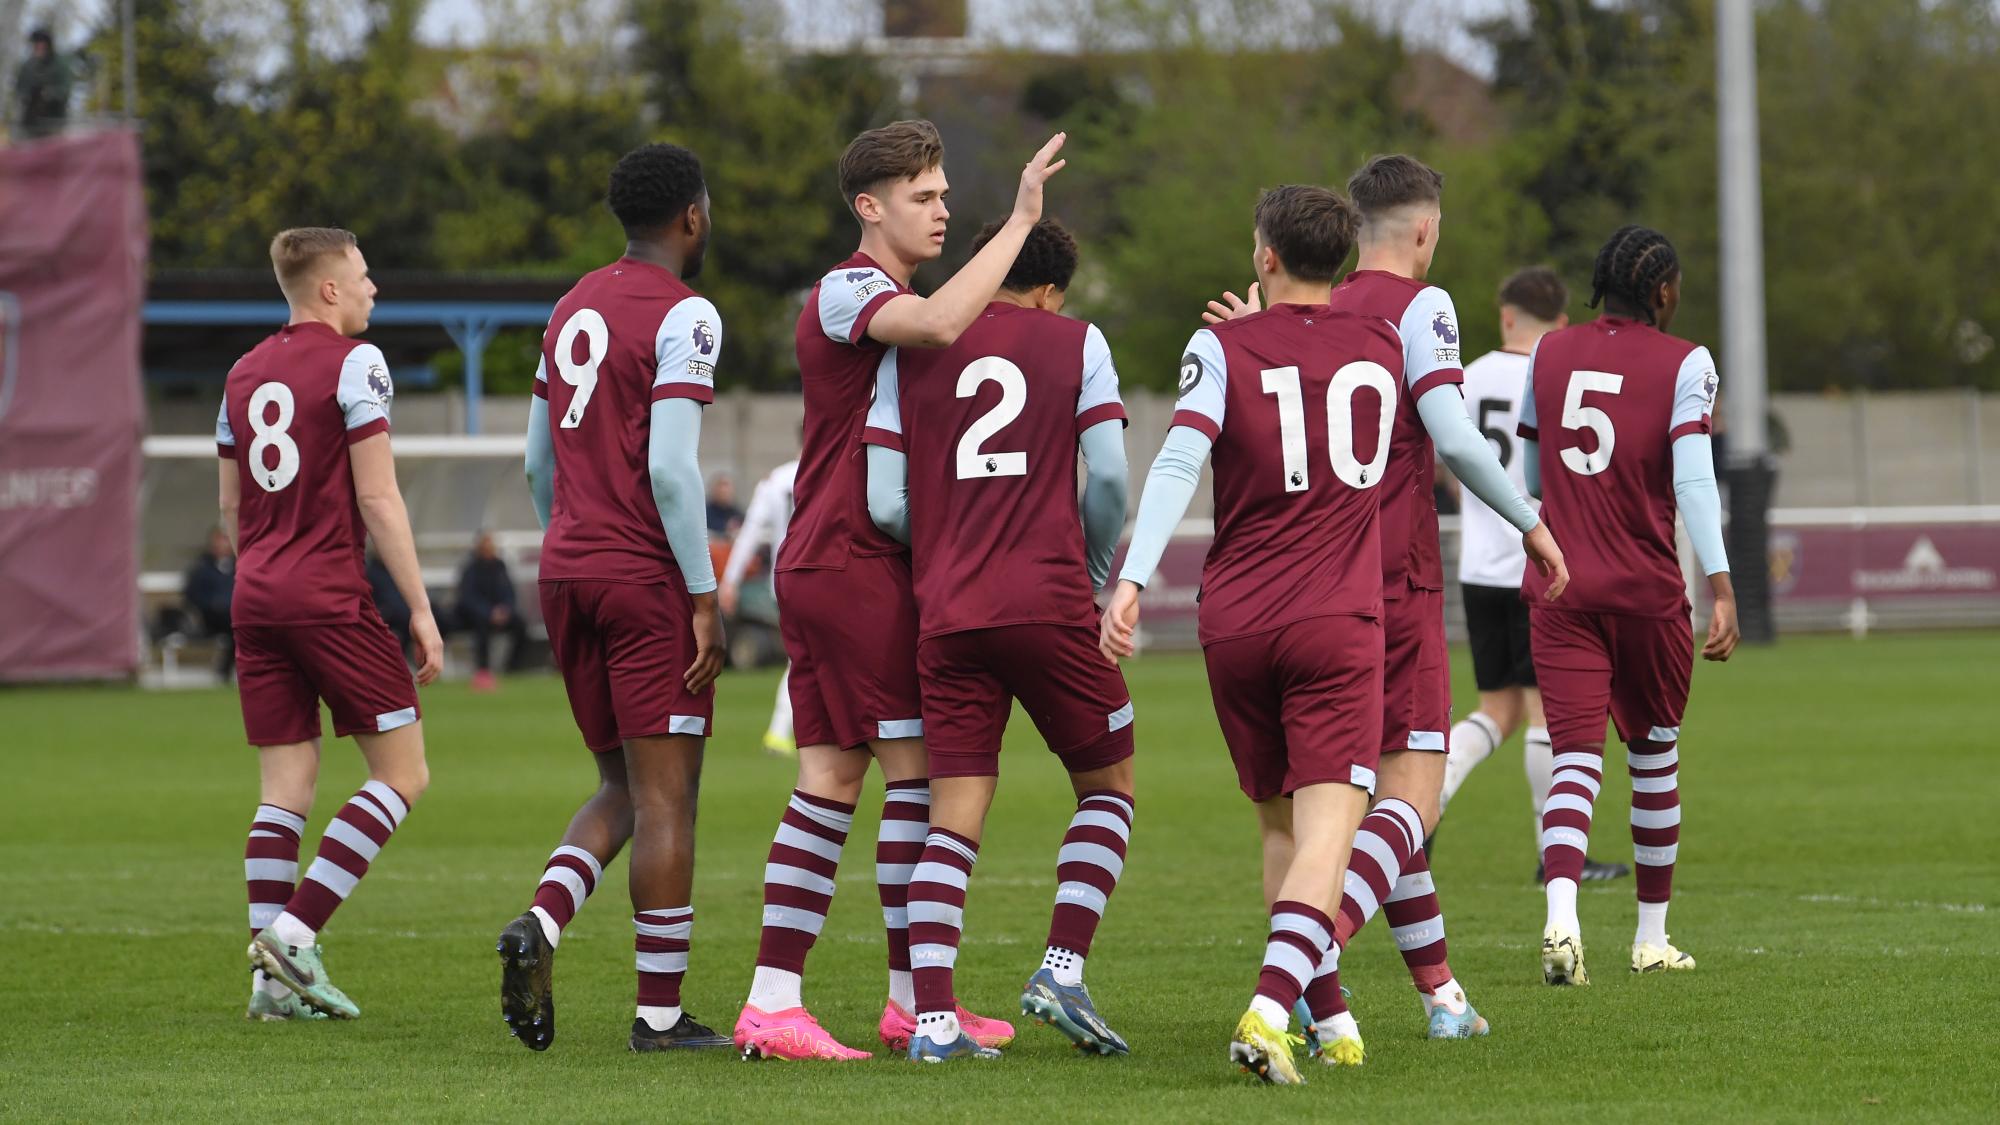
left=377, top=760, right=430, bottom=804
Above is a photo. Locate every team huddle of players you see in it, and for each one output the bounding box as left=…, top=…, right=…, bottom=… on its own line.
left=213, top=119, right=1738, bottom=1082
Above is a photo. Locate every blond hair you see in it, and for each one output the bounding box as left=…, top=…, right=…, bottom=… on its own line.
left=269, top=227, right=358, bottom=300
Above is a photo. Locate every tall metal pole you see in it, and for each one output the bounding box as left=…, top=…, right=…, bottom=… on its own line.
left=122, top=0, right=138, bottom=121
left=1716, top=0, right=1775, bottom=642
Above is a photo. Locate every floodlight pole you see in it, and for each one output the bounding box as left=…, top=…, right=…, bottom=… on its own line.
left=1716, top=0, right=1775, bottom=643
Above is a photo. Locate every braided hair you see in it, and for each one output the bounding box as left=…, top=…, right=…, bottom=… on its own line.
left=1588, top=225, right=1679, bottom=324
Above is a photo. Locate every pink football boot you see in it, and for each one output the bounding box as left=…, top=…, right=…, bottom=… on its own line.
left=879, top=999, right=1016, bottom=1051
left=734, top=1005, right=871, bottom=1061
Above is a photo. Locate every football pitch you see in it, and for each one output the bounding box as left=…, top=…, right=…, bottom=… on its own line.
left=3, top=631, right=1993, bottom=1122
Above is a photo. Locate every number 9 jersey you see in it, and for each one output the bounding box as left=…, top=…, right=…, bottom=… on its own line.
left=216, top=321, right=395, bottom=626
left=1519, top=315, right=1717, bottom=617
left=534, top=257, right=721, bottom=585
left=1172, top=305, right=1405, bottom=645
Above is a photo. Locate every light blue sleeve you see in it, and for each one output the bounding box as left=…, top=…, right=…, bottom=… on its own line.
left=866, top=445, right=911, bottom=544
left=1417, top=383, right=1539, bottom=532
left=1673, top=433, right=1730, bottom=576
left=648, top=397, right=716, bottom=594
left=1117, top=425, right=1213, bottom=588
left=525, top=393, right=555, bottom=529
left=1524, top=438, right=1542, bottom=499
left=1078, top=418, right=1128, bottom=590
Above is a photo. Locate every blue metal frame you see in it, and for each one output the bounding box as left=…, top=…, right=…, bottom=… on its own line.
left=143, top=300, right=553, bottom=434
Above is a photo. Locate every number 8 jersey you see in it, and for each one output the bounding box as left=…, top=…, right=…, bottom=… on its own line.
left=216, top=321, right=395, bottom=626
left=1518, top=315, right=1717, bottom=617
left=1172, top=305, right=1405, bottom=644
left=534, top=257, right=721, bottom=585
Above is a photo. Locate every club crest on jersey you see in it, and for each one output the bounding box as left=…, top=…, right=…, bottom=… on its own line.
left=1177, top=353, right=1204, bottom=396
left=692, top=320, right=716, bottom=356
left=366, top=364, right=393, bottom=402
left=1432, top=311, right=1458, bottom=344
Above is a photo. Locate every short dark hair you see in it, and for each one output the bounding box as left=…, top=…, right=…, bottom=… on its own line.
left=971, top=218, right=1078, bottom=293
left=1498, top=266, right=1568, bottom=322
left=28, top=28, right=52, bottom=47
left=1588, top=225, right=1680, bottom=324
left=839, top=120, right=944, bottom=214
left=1346, top=154, right=1444, bottom=219
left=1253, top=185, right=1359, bottom=284
left=607, top=143, right=706, bottom=237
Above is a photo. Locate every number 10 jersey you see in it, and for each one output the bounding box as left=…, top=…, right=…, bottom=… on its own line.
left=1170, top=305, right=1405, bottom=645
left=534, top=256, right=721, bottom=586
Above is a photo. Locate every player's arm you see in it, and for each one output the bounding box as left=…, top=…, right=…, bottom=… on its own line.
left=649, top=297, right=726, bottom=694
left=1409, top=293, right=1567, bottom=599
left=351, top=436, right=442, bottom=686
left=525, top=358, right=555, bottom=529
left=720, top=473, right=776, bottom=614
left=861, top=133, right=1068, bottom=349
left=1668, top=347, right=1737, bottom=661
left=215, top=393, right=241, bottom=551
left=338, top=347, right=443, bottom=684
left=1101, top=328, right=1224, bottom=662
left=1076, top=324, right=1130, bottom=592
left=1518, top=349, right=1542, bottom=499
left=861, top=349, right=912, bottom=543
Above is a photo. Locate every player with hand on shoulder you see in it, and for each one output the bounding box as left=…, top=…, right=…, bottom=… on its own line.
left=864, top=218, right=1135, bottom=1062
left=496, top=143, right=732, bottom=1054
left=720, top=456, right=800, bottom=756
left=1107, top=186, right=1398, bottom=1084
left=735, top=120, right=1067, bottom=1061
left=1520, top=226, right=1736, bottom=986
left=225, top=228, right=439, bottom=1022
left=1439, top=267, right=1631, bottom=884
left=1205, top=155, right=1567, bottom=1046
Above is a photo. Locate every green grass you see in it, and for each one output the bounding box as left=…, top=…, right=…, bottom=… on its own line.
left=2, top=632, right=1996, bottom=1122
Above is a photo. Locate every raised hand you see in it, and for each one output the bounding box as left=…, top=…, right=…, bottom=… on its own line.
left=1202, top=283, right=1262, bottom=324
left=1012, top=132, right=1068, bottom=224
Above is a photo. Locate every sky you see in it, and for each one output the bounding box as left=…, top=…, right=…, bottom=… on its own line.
left=45, top=0, right=1526, bottom=77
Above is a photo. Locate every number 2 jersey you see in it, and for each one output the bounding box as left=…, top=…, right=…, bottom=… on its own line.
left=1171, top=304, right=1405, bottom=644
left=534, top=257, right=721, bottom=585
left=861, top=302, right=1126, bottom=639
left=215, top=321, right=394, bottom=626
left=1519, top=315, right=1717, bottom=617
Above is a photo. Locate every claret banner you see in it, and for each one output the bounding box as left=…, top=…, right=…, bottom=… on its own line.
left=0, top=130, right=148, bottom=680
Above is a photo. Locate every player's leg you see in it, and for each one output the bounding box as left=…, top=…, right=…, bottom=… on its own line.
left=906, top=769, right=1000, bottom=1062
left=622, top=731, right=730, bottom=1051
left=244, top=740, right=319, bottom=1020
left=737, top=567, right=875, bottom=1058
left=1013, top=624, right=1139, bottom=1055
left=1529, top=608, right=1616, bottom=985
left=235, top=625, right=326, bottom=1021
left=1523, top=685, right=1556, bottom=867
left=763, top=665, right=796, bottom=756
left=1440, top=585, right=1525, bottom=814
left=1612, top=615, right=1696, bottom=972
left=499, top=581, right=629, bottom=1050
left=249, top=621, right=425, bottom=1020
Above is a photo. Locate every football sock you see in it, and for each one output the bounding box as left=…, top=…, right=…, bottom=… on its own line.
left=1428, top=974, right=1469, bottom=1014
left=245, top=803, right=305, bottom=938
left=1041, top=947, right=1085, bottom=989
left=887, top=971, right=914, bottom=1011
left=1539, top=748, right=1604, bottom=887
left=1546, top=877, right=1580, bottom=934
left=1254, top=900, right=1334, bottom=1016
left=1335, top=798, right=1423, bottom=940
left=1627, top=734, right=1682, bottom=911
left=877, top=781, right=931, bottom=1001
left=917, top=1008, right=962, bottom=1044
left=1636, top=901, right=1670, bottom=947
left=748, top=966, right=802, bottom=1012
left=1315, top=1010, right=1360, bottom=1044
left=635, top=907, right=692, bottom=1026
left=529, top=845, right=603, bottom=949
left=1383, top=848, right=1454, bottom=994
left=278, top=780, right=411, bottom=938
left=907, top=828, right=978, bottom=1026
left=1045, top=789, right=1134, bottom=977
left=1523, top=726, right=1554, bottom=847
left=1303, top=946, right=1347, bottom=1021
left=754, top=790, right=854, bottom=982
left=1441, top=712, right=1502, bottom=811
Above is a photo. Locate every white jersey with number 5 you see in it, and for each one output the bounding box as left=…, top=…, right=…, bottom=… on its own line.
left=1456, top=349, right=1536, bottom=588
